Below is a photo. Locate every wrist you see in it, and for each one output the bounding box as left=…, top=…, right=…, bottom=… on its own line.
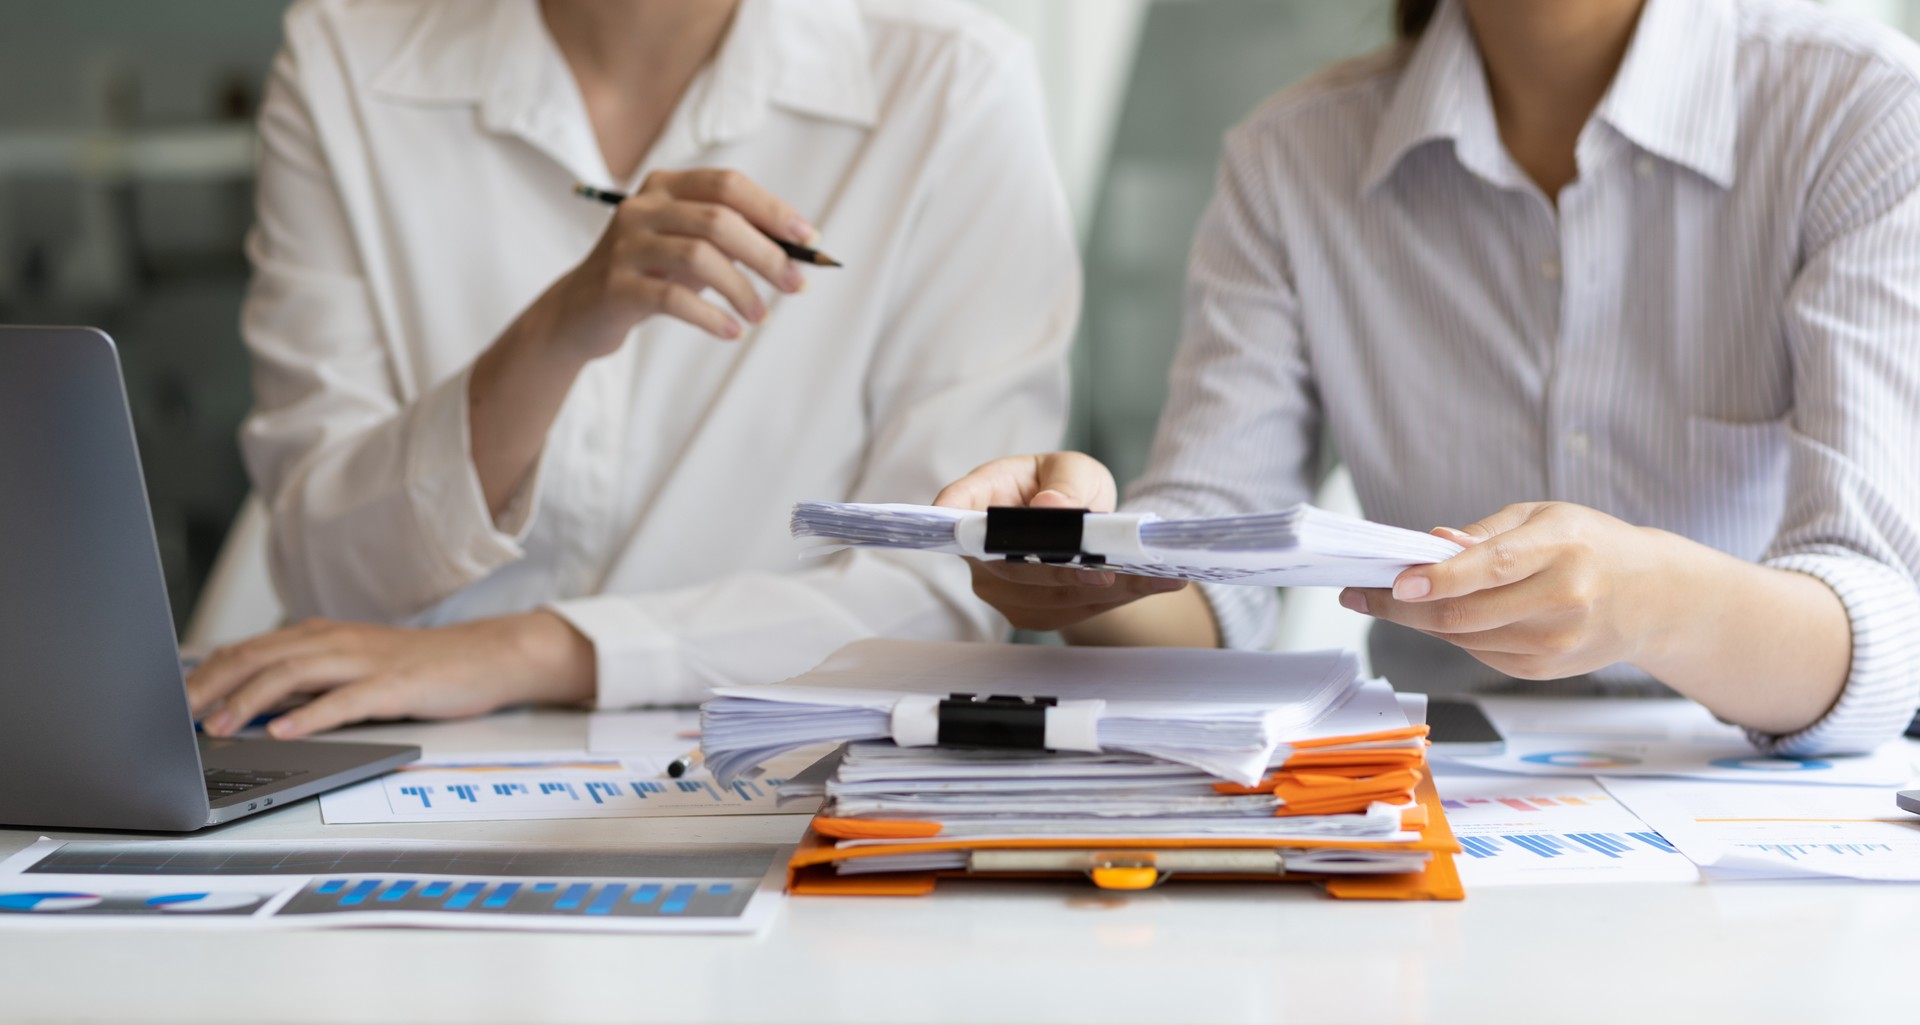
left=503, top=610, right=598, bottom=706
left=1627, top=528, right=1733, bottom=682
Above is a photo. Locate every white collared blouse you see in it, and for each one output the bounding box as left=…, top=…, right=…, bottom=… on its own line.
left=1131, top=0, right=1920, bottom=753
left=241, top=0, right=1077, bottom=706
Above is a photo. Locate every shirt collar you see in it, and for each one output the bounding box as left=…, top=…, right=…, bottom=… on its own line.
left=371, top=0, right=878, bottom=147
left=1362, top=0, right=1738, bottom=195
left=1361, top=0, right=1514, bottom=196
left=1593, top=0, right=1738, bottom=188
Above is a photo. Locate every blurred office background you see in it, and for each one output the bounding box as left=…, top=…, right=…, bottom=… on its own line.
left=0, top=0, right=1911, bottom=637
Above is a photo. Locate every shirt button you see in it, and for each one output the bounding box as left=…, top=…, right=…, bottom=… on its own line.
left=1634, top=155, right=1655, bottom=179
left=1541, top=257, right=1562, bottom=282
left=1566, top=431, right=1592, bottom=456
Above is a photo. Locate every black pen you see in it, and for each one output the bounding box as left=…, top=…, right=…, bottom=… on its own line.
left=666, top=747, right=705, bottom=779
left=571, top=183, right=843, bottom=267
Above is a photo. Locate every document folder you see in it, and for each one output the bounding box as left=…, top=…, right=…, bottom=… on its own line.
left=785, top=775, right=1464, bottom=901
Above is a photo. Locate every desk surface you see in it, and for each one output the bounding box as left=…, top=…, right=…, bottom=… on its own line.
left=2, top=710, right=1914, bottom=1025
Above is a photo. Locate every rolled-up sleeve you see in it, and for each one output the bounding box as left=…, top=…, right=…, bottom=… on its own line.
left=1750, top=88, right=1920, bottom=754
left=240, top=36, right=541, bottom=624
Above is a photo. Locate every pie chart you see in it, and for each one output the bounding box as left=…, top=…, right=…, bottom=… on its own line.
left=0, top=891, right=103, bottom=912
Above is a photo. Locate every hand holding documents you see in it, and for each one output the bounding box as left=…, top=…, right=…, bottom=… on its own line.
left=791, top=502, right=1462, bottom=587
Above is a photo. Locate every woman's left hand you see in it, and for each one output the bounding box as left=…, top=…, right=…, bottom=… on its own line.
left=1340, top=502, right=1687, bottom=681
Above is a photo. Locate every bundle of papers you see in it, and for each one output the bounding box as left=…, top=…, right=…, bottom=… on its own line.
left=702, top=640, right=1462, bottom=894
left=790, top=501, right=1462, bottom=588
left=702, top=640, right=1375, bottom=786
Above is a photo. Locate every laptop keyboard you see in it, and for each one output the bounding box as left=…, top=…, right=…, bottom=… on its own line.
left=204, top=768, right=306, bottom=801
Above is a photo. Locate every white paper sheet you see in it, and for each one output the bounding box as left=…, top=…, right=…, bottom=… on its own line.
left=1598, top=777, right=1920, bottom=881
left=318, top=749, right=822, bottom=824
left=0, top=838, right=785, bottom=934
left=586, top=709, right=701, bottom=754
left=1438, top=696, right=1917, bottom=786
left=1431, top=772, right=1699, bottom=886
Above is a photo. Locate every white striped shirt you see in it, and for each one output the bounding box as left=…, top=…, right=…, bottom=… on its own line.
left=1125, top=0, right=1920, bottom=754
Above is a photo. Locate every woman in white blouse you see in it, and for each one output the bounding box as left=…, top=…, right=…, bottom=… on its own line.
left=188, top=0, right=1077, bottom=737
left=939, top=0, right=1920, bottom=753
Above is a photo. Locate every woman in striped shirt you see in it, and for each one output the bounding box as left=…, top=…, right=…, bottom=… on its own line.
left=938, top=0, right=1920, bottom=753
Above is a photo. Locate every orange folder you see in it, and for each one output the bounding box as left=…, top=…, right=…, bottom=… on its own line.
left=786, top=773, right=1464, bottom=900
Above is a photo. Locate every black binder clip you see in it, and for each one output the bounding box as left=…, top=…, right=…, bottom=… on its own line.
left=984, top=506, right=1100, bottom=567
left=937, top=693, right=1057, bottom=749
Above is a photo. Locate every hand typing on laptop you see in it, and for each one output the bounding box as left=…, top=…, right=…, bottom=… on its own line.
left=188, top=611, right=595, bottom=739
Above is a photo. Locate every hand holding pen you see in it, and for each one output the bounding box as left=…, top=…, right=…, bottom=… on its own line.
left=545, top=170, right=841, bottom=359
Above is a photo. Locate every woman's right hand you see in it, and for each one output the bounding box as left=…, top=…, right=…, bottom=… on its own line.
left=933, top=452, right=1185, bottom=631
left=538, top=168, right=817, bottom=360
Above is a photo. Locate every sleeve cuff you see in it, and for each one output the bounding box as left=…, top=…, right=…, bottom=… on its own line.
left=1748, top=552, right=1920, bottom=755
left=1199, top=583, right=1280, bottom=651
left=547, top=594, right=695, bottom=710
left=404, top=366, right=541, bottom=591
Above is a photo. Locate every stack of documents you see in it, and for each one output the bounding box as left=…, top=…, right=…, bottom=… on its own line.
left=790, top=501, right=1462, bottom=587
left=702, top=640, right=1463, bottom=898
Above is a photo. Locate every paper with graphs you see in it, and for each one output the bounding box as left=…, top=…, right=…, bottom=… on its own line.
left=318, top=749, right=821, bottom=824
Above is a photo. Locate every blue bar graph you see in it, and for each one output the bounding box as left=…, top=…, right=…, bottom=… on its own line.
left=538, top=782, right=579, bottom=800
left=444, top=882, right=486, bottom=910
left=1749, top=842, right=1894, bottom=861
left=586, top=884, right=626, bottom=915
left=554, top=883, right=591, bottom=911
left=659, top=884, right=696, bottom=914
left=481, top=883, right=521, bottom=909
left=585, top=782, right=620, bottom=804
left=1457, top=831, right=1684, bottom=860
left=449, top=784, right=479, bottom=803
left=284, top=876, right=754, bottom=921
left=376, top=880, right=416, bottom=902
left=398, top=786, right=431, bottom=809
left=630, top=782, right=664, bottom=798
left=491, top=783, right=528, bottom=797
left=338, top=880, right=381, bottom=906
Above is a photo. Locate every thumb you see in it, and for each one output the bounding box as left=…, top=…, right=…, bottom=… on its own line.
left=1030, top=452, right=1118, bottom=513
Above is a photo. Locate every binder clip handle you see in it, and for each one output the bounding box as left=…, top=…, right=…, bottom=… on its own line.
left=983, top=506, right=1102, bottom=567
left=937, top=692, right=1058, bottom=749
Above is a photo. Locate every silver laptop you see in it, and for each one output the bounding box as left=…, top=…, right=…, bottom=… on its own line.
left=0, top=325, right=418, bottom=831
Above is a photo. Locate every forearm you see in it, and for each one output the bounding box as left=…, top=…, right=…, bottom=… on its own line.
left=1637, top=532, right=1852, bottom=736
left=468, top=296, right=592, bottom=521
left=1062, top=586, right=1222, bottom=648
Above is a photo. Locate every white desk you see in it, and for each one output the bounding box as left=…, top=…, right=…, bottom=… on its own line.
left=2, top=709, right=1915, bottom=1025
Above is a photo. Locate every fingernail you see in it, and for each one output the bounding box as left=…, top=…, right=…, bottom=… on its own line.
left=780, top=264, right=805, bottom=293
left=746, top=301, right=767, bottom=323
left=1339, top=590, right=1370, bottom=615
left=205, top=712, right=235, bottom=735
left=267, top=718, right=294, bottom=739
left=789, top=217, right=817, bottom=244
left=1433, top=526, right=1475, bottom=545
left=1393, top=575, right=1432, bottom=601
left=1076, top=569, right=1114, bottom=586
left=721, top=319, right=743, bottom=340
left=1150, top=579, right=1184, bottom=593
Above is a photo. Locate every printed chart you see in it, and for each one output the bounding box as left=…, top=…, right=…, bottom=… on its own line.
left=0, top=839, right=786, bottom=933
left=319, top=749, right=822, bottom=824
left=1433, top=774, right=1699, bottom=885
left=1599, top=778, right=1920, bottom=881
left=1442, top=697, right=1916, bottom=785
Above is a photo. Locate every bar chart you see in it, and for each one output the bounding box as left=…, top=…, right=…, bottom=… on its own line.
left=1434, top=775, right=1700, bottom=885
left=279, top=876, right=749, bottom=920
left=319, top=750, right=817, bottom=823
